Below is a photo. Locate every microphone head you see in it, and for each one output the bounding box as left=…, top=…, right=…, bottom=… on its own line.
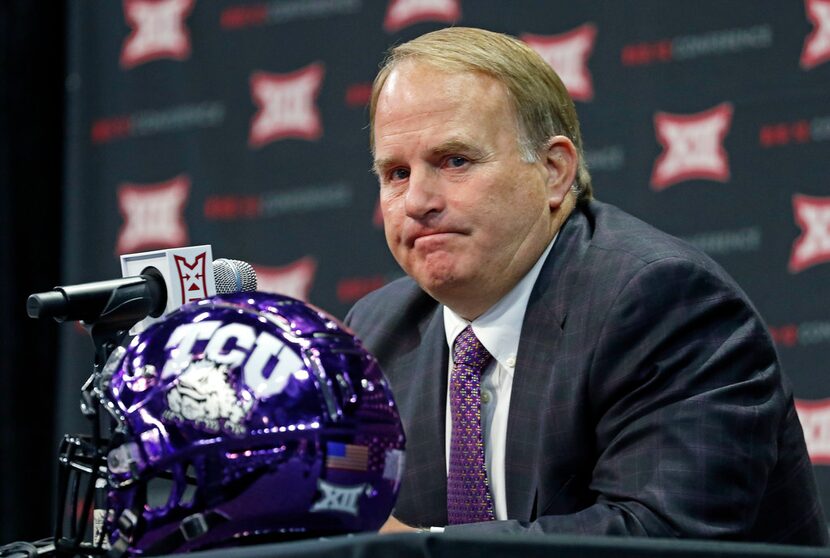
left=213, top=259, right=257, bottom=294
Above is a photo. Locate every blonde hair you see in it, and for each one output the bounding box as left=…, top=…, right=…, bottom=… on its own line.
left=369, top=27, right=593, bottom=201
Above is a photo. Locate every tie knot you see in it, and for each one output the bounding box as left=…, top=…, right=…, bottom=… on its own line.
left=452, top=326, right=492, bottom=370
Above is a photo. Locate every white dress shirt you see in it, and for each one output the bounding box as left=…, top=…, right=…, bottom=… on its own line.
left=442, top=235, right=557, bottom=522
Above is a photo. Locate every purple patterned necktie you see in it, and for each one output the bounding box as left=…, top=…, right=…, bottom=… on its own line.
left=447, top=325, right=495, bottom=524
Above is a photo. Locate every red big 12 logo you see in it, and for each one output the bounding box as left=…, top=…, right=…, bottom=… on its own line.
left=789, top=194, right=830, bottom=273
left=522, top=24, right=598, bottom=103
left=120, top=0, right=194, bottom=69
left=249, top=63, right=325, bottom=148
left=383, top=0, right=460, bottom=33
left=117, top=175, right=190, bottom=254
left=253, top=257, right=317, bottom=302
left=796, top=399, right=830, bottom=464
left=801, top=0, right=830, bottom=69
left=651, top=103, right=733, bottom=191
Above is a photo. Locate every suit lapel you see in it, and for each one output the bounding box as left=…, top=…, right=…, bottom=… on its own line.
left=505, top=207, right=590, bottom=520
left=395, top=306, right=449, bottom=526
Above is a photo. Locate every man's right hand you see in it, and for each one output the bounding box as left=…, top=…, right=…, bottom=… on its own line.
left=379, top=515, right=420, bottom=533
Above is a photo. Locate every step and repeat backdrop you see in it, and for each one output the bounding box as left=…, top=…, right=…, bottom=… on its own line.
left=61, top=0, right=830, bottom=513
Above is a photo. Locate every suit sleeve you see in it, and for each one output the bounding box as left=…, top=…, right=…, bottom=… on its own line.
left=445, top=256, right=786, bottom=537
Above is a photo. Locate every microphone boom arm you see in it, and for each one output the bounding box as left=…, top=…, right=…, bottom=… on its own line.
left=26, top=274, right=164, bottom=324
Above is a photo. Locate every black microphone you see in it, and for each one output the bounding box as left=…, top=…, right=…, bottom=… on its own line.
left=27, top=258, right=257, bottom=323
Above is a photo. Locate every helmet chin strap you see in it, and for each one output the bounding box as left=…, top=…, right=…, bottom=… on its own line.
left=106, top=508, right=139, bottom=558
left=108, top=507, right=230, bottom=557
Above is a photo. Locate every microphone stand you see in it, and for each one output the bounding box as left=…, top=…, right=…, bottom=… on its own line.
left=80, top=283, right=156, bottom=417
left=45, top=284, right=155, bottom=557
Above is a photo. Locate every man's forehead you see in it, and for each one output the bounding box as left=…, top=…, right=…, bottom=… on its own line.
left=379, top=61, right=507, bottom=109
left=371, top=61, right=523, bottom=165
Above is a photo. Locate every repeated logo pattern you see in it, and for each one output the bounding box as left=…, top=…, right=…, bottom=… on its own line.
left=120, top=0, right=194, bottom=69
left=249, top=63, right=325, bottom=147
left=253, top=257, right=318, bottom=302
left=801, top=0, right=830, bottom=69
left=522, top=24, right=597, bottom=102
left=796, top=399, right=830, bottom=464
left=790, top=194, right=830, bottom=273
left=651, top=103, right=733, bottom=190
left=116, top=175, right=190, bottom=254
left=383, top=0, right=460, bottom=33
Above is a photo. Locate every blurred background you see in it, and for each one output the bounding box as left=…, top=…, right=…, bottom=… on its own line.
left=1, top=0, right=829, bottom=545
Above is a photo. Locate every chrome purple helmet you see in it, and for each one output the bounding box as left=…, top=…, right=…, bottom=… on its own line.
left=57, top=292, right=405, bottom=556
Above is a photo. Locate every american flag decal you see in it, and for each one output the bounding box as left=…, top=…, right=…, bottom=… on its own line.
left=326, top=442, right=368, bottom=471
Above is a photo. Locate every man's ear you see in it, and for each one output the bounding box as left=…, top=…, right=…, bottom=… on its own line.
left=542, top=136, right=578, bottom=210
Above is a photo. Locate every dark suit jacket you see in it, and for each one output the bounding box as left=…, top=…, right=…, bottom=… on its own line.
left=345, top=200, right=828, bottom=545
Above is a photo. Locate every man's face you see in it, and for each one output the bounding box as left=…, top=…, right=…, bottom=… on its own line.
left=373, top=61, right=559, bottom=319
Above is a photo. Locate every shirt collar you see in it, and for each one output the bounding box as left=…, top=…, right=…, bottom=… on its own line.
left=444, top=233, right=558, bottom=374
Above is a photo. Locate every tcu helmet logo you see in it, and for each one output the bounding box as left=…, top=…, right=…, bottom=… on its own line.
left=249, top=63, right=325, bottom=148
left=120, top=0, right=194, bottom=69
left=522, top=24, right=598, bottom=102
left=795, top=399, right=830, bottom=464
left=789, top=194, right=830, bottom=273
left=162, top=320, right=306, bottom=400
left=165, top=360, right=253, bottom=436
left=801, top=0, right=830, bottom=69
left=254, top=257, right=317, bottom=302
left=383, top=0, right=460, bottom=33
left=174, top=252, right=209, bottom=304
left=310, top=479, right=369, bottom=516
left=116, top=175, right=190, bottom=254
left=651, top=103, right=733, bottom=190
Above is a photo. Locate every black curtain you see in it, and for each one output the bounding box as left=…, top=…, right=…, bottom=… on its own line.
left=0, top=0, right=65, bottom=544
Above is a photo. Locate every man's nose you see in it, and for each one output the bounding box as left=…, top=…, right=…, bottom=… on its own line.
left=404, top=167, right=444, bottom=219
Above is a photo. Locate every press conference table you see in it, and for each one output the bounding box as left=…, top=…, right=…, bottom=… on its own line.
left=160, top=531, right=830, bottom=558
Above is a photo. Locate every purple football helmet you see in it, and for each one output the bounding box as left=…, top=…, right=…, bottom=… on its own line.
left=57, top=292, right=405, bottom=556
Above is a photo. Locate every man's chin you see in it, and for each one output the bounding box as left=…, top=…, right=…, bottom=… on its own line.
left=412, top=269, right=476, bottom=308
left=410, top=266, right=459, bottom=293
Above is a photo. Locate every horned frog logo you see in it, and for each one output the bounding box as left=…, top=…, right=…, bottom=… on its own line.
left=164, top=359, right=253, bottom=436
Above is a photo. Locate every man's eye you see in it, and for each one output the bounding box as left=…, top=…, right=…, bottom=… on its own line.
left=389, top=168, right=410, bottom=181
left=446, top=156, right=469, bottom=168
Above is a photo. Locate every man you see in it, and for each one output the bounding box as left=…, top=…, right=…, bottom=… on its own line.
left=345, top=27, right=827, bottom=544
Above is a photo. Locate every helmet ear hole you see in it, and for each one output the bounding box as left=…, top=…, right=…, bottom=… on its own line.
left=145, top=470, right=176, bottom=512
left=144, top=462, right=199, bottom=512
left=179, top=464, right=198, bottom=508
